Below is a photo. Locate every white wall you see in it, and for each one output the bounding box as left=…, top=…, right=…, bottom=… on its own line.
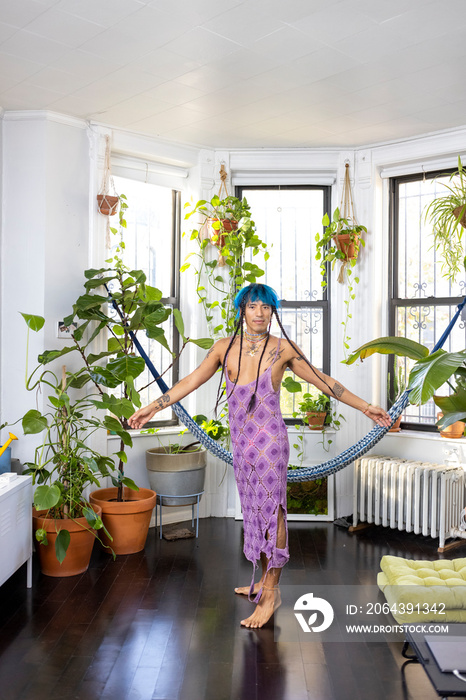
left=1, top=113, right=90, bottom=464
left=2, top=111, right=466, bottom=522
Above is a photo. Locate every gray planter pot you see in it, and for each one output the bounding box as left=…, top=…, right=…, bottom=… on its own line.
left=146, top=447, right=207, bottom=506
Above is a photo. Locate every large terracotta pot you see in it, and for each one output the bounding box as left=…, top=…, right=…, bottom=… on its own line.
left=89, top=487, right=157, bottom=555
left=32, top=504, right=102, bottom=577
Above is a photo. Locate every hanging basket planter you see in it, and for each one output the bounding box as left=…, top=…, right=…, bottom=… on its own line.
left=97, top=194, right=119, bottom=216
left=453, top=205, right=466, bottom=228
left=334, top=233, right=360, bottom=262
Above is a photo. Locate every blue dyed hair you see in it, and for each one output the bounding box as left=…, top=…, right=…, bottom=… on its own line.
left=234, top=284, right=280, bottom=319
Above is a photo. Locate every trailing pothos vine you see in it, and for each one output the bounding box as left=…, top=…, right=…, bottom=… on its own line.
left=182, top=193, right=270, bottom=338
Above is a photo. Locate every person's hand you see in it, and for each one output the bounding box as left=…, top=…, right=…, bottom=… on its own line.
left=128, top=404, right=157, bottom=430
left=363, top=404, right=392, bottom=428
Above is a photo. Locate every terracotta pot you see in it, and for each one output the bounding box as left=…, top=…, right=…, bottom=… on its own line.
left=89, top=487, right=157, bottom=555
left=306, top=411, right=327, bottom=430
left=32, top=504, right=102, bottom=577
left=97, top=194, right=119, bottom=216
left=388, top=415, right=402, bottom=432
left=335, top=233, right=360, bottom=261
left=220, top=218, right=238, bottom=232
left=437, top=412, right=465, bottom=439
left=453, top=205, right=466, bottom=228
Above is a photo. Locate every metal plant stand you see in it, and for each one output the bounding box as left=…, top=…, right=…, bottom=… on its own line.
left=155, top=491, right=204, bottom=539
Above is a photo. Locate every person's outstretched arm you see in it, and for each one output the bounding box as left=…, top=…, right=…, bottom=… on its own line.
left=128, top=339, right=227, bottom=430
left=287, top=344, right=391, bottom=427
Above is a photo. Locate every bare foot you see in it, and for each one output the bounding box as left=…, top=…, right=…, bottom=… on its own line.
left=240, top=587, right=281, bottom=628
left=234, top=582, right=263, bottom=596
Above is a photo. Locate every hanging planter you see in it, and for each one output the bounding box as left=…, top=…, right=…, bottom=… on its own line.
left=97, top=194, right=119, bottom=216
left=334, top=232, right=360, bottom=262
left=97, top=135, right=119, bottom=218
left=315, top=162, right=367, bottom=359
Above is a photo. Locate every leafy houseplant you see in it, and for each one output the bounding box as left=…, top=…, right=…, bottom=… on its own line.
left=182, top=193, right=269, bottom=338
left=316, top=208, right=367, bottom=357
left=281, top=375, right=343, bottom=453
left=19, top=313, right=117, bottom=573
left=29, top=198, right=213, bottom=554
left=424, top=156, right=466, bottom=283
left=345, top=336, right=466, bottom=435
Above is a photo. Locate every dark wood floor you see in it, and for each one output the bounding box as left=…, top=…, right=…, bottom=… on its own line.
left=0, top=517, right=461, bottom=700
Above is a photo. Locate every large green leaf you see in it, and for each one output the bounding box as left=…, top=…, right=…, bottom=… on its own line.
left=140, top=284, right=162, bottom=301
left=173, top=308, right=185, bottom=339
left=75, top=293, right=109, bottom=312
left=22, top=409, right=48, bottom=434
left=38, top=346, right=75, bottom=365
left=189, top=337, right=214, bottom=350
left=20, top=313, right=45, bottom=332
left=436, top=411, right=466, bottom=429
left=145, top=325, right=172, bottom=353
left=433, top=386, right=466, bottom=414
left=55, top=529, right=71, bottom=564
left=345, top=336, right=429, bottom=365
left=34, top=483, right=61, bottom=510
left=144, top=307, right=171, bottom=328
left=89, top=366, right=122, bottom=388
left=84, top=268, right=108, bottom=279
left=407, top=350, right=466, bottom=405
left=106, top=356, right=146, bottom=381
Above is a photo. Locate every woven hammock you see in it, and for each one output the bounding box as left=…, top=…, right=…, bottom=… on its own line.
left=109, top=292, right=466, bottom=483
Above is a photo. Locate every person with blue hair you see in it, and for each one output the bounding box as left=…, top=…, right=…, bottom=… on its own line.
left=129, top=283, right=390, bottom=628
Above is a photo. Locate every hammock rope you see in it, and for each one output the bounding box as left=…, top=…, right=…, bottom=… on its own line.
left=108, top=289, right=466, bottom=482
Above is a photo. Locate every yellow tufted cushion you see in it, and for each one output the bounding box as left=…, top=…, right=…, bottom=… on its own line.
left=378, top=556, right=466, bottom=623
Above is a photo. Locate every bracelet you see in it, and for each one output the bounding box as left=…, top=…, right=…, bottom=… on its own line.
left=363, top=402, right=372, bottom=415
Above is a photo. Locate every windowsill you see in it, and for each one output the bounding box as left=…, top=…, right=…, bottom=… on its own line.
left=108, top=427, right=184, bottom=440
left=385, top=429, right=466, bottom=444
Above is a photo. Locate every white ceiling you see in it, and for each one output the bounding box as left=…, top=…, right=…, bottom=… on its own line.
left=2, top=0, right=466, bottom=150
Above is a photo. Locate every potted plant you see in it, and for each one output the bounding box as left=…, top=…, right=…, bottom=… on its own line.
left=424, top=156, right=466, bottom=283
left=316, top=207, right=367, bottom=358
left=52, top=204, right=213, bottom=554
left=297, top=392, right=330, bottom=430
left=345, top=336, right=466, bottom=437
left=19, top=313, right=117, bottom=576
left=316, top=207, right=367, bottom=267
left=183, top=192, right=269, bottom=338
left=144, top=415, right=229, bottom=507
left=387, top=364, right=405, bottom=432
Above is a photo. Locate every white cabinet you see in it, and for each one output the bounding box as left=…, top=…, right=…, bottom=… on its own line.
left=0, top=475, right=32, bottom=588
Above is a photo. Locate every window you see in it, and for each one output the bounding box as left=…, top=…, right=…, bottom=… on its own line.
left=237, top=185, right=331, bottom=420
left=113, top=175, right=181, bottom=425
left=389, top=169, right=466, bottom=429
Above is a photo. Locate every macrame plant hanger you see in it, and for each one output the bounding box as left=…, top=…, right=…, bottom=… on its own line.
left=97, top=135, right=120, bottom=248
left=200, top=163, right=231, bottom=266
left=336, top=162, right=358, bottom=283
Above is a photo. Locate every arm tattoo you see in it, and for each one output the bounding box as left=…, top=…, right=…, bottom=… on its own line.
left=332, top=382, right=344, bottom=399
left=155, top=393, right=170, bottom=410
left=294, top=354, right=305, bottom=362
left=205, top=346, right=214, bottom=359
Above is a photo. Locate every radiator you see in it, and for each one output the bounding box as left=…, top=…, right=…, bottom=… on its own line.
left=352, top=456, right=465, bottom=549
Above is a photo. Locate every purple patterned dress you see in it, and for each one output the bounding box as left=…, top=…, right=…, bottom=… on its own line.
left=225, top=340, right=290, bottom=601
